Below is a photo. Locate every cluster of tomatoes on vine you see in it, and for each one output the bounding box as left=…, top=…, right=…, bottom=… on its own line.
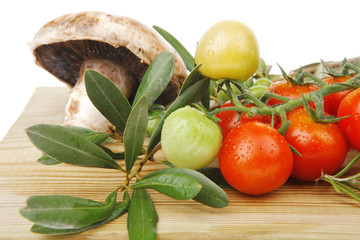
left=214, top=63, right=360, bottom=195
left=159, top=20, right=360, bottom=196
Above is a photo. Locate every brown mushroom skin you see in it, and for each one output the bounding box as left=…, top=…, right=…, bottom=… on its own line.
left=30, top=12, right=188, bottom=132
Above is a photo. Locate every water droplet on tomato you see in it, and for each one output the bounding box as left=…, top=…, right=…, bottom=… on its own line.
left=175, top=124, right=184, bottom=134
left=311, top=139, right=318, bottom=144
left=234, top=155, right=240, bottom=160
left=207, top=49, right=215, bottom=57
left=355, top=113, right=360, bottom=121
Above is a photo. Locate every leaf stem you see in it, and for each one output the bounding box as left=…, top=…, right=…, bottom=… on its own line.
left=318, top=153, right=360, bottom=203
left=117, top=143, right=162, bottom=192
left=334, top=154, right=360, bottom=178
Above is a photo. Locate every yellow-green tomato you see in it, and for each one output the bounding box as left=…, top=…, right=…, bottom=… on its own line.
left=254, top=78, right=272, bottom=87
left=161, top=106, right=222, bottom=170
left=195, top=20, right=260, bottom=81
left=249, top=85, right=268, bottom=98
left=147, top=118, right=160, bottom=136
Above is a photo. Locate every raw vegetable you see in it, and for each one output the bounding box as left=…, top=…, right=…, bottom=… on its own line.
left=323, top=75, right=355, bottom=115
left=219, top=122, right=293, bottom=195
left=215, top=101, right=272, bottom=139
left=161, top=106, right=222, bottom=170
left=194, top=20, right=260, bottom=81
left=338, top=87, right=360, bottom=151
left=284, top=108, right=349, bottom=181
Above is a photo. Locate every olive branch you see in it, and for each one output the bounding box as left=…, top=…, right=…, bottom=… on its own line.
left=21, top=51, right=228, bottom=239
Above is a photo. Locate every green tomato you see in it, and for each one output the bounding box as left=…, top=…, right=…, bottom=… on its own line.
left=195, top=20, right=260, bottom=81
left=253, top=78, right=272, bottom=87
left=217, top=82, right=241, bottom=105
left=147, top=118, right=160, bottom=136
left=249, top=85, right=268, bottom=98
left=161, top=106, right=222, bottom=170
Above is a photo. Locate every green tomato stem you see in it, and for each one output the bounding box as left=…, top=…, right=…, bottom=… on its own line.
left=262, top=92, right=293, bottom=103
left=241, top=93, right=266, bottom=108
left=297, top=71, right=327, bottom=87
left=209, top=74, right=360, bottom=117
left=345, top=63, right=360, bottom=73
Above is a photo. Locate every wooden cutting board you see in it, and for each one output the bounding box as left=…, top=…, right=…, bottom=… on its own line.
left=1, top=87, right=360, bottom=240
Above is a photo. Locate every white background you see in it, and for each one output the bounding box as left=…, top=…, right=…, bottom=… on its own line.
left=0, top=0, right=359, bottom=140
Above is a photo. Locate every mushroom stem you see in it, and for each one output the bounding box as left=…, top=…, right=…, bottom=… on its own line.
left=62, top=59, right=138, bottom=132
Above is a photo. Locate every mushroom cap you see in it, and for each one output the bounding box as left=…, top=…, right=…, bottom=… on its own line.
left=29, top=11, right=188, bottom=105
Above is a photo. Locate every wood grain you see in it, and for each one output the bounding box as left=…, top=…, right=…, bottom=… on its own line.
left=1, top=87, right=360, bottom=239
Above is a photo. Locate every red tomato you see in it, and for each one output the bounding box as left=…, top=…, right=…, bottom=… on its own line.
left=215, top=101, right=272, bottom=138
left=219, top=122, right=293, bottom=195
left=323, top=75, right=354, bottom=115
left=266, top=80, right=324, bottom=125
left=338, top=87, right=360, bottom=151
left=215, top=101, right=240, bottom=139
left=285, top=108, right=349, bottom=181
left=266, top=80, right=319, bottom=106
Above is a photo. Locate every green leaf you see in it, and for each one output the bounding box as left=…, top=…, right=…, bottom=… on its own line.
left=101, top=146, right=125, bottom=160
left=331, top=181, right=360, bottom=202
left=128, top=189, right=158, bottom=240
left=133, top=52, right=174, bottom=108
left=20, top=190, right=117, bottom=229
left=30, top=190, right=130, bottom=235
left=124, top=96, right=148, bottom=173
left=334, top=154, right=360, bottom=178
left=26, top=124, right=121, bottom=169
left=36, top=127, right=111, bottom=165
left=153, top=25, right=195, bottom=71
left=201, top=83, right=211, bottom=109
left=60, top=126, right=111, bottom=145
left=147, top=79, right=209, bottom=153
left=81, top=132, right=111, bottom=145
left=179, top=65, right=202, bottom=95
left=61, top=126, right=98, bottom=134
left=131, top=172, right=202, bottom=200
left=289, top=143, right=302, bottom=157
left=37, top=155, right=60, bottom=165
left=197, top=167, right=233, bottom=189
left=148, top=104, right=165, bottom=120
left=143, top=167, right=228, bottom=208
left=85, top=69, right=132, bottom=133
